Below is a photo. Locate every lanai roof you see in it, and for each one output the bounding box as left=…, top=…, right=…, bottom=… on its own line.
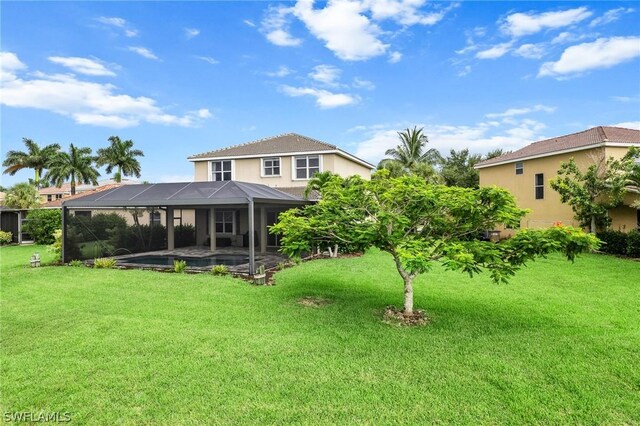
left=62, top=181, right=307, bottom=208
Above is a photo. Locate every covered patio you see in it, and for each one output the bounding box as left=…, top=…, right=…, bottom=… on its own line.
left=62, top=181, right=309, bottom=274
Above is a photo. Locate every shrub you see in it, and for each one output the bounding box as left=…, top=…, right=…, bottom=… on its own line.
left=94, top=257, right=117, bottom=269
left=48, top=229, right=62, bottom=260
left=627, top=229, right=640, bottom=258
left=175, top=224, right=196, bottom=248
left=211, top=264, right=229, bottom=276
left=174, top=259, right=187, bottom=273
left=0, top=231, right=13, bottom=245
left=595, top=230, right=628, bottom=255
left=275, top=262, right=287, bottom=271
left=68, top=260, right=85, bottom=267
left=22, top=209, right=62, bottom=244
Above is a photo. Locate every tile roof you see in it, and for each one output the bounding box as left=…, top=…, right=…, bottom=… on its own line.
left=41, top=184, right=125, bottom=208
left=275, top=186, right=321, bottom=200
left=476, top=126, right=640, bottom=168
left=188, top=133, right=337, bottom=159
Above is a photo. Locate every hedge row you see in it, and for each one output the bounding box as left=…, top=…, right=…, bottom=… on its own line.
left=596, top=230, right=640, bottom=257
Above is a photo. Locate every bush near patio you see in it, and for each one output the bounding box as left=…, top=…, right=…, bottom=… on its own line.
left=0, top=230, right=13, bottom=245
left=22, top=208, right=61, bottom=244
left=596, top=229, right=640, bottom=257
left=1, top=244, right=639, bottom=424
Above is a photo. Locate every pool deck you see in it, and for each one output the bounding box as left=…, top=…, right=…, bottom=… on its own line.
left=112, top=246, right=288, bottom=275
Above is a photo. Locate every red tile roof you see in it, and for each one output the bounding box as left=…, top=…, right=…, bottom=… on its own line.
left=476, top=126, right=640, bottom=168
left=40, top=184, right=126, bottom=208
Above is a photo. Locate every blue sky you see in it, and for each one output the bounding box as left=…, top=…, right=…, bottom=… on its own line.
left=2, top=1, right=639, bottom=186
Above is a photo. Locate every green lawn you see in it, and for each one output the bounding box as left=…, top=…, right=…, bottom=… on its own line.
left=1, top=244, right=639, bottom=424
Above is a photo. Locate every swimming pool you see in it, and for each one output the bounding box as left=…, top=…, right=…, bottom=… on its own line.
left=120, top=254, right=249, bottom=267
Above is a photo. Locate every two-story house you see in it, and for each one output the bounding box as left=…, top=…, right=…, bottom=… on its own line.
left=475, top=126, right=640, bottom=235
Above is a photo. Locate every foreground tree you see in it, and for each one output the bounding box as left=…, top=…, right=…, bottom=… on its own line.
left=96, top=136, right=144, bottom=183
left=45, top=144, right=100, bottom=195
left=271, top=172, right=598, bottom=317
left=4, top=182, right=40, bottom=209
left=2, top=138, right=60, bottom=188
left=550, top=148, right=639, bottom=233
left=439, top=148, right=483, bottom=188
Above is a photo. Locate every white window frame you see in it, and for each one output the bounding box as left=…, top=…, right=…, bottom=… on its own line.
left=208, top=160, right=235, bottom=182
left=261, top=157, right=282, bottom=178
left=534, top=173, right=544, bottom=200
left=515, top=162, right=524, bottom=175
left=215, top=210, right=235, bottom=235
left=292, top=155, right=322, bottom=181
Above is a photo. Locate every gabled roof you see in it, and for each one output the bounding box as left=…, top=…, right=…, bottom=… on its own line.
left=188, top=132, right=374, bottom=169
left=41, top=184, right=123, bottom=208
left=62, top=181, right=307, bottom=208
left=476, top=126, right=640, bottom=168
left=39, top=178, right=138, bottom=195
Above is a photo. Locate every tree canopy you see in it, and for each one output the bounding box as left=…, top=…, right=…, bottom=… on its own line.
left=4, top=182, right=41, bottom=209
left=272, top=172, right=599, bottom=317
left=96, top=136, right=144, bottom=183
left=45, top=144, right=100, bottom=195
left=439, top=148, right=483, bottom=188
left=550, top=148, right=639, bottom=233
left=2, top=138, right=60, bottom=188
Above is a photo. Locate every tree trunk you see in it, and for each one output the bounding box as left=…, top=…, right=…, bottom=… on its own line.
left=590, top=216, right=596, bottom=234
left=393, top=255, right=415, bottom=315
left=116, top=166, right=122, bottom=183
left=35, top=169, right=40, bottom=189
left=70, top=177, right=76, bottom=195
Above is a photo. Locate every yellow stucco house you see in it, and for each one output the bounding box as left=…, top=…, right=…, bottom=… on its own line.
left=475, top=126, right=640, bottom=235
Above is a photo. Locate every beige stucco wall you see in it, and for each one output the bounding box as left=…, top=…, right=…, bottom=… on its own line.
left=479, top=146, right=639, bottom=234
left=192, top=153, right=372, bottom=186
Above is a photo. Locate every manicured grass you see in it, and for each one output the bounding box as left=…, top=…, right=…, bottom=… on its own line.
left=1, top=244, right=639, bottom=424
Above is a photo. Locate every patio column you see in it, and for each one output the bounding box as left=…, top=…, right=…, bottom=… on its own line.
left=260, top=206, right=267, bottom=254
left=248, top=200, right=255, bottom=275
left=60, top=207, right=65, bottom=260
left=209, top=207, right=216, bottom=251
left=167, top=207, right=174, bottom=250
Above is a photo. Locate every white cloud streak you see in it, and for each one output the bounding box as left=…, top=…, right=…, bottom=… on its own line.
left=485, top=104, right=556, bottom=119
left=1, top=52, right=211, bottom=128
left=48, top=56, right=116, bottom=76
left=128, top=46, right=159, bottom=60
left=280, top=85, right=359, bottom=108
left=500, top=7, right=593, bottom=37
left=538, top=36, right=640, bottom=78
left=185, top=28, right=200, bottom=39
left=589, top=7, right=634, bottom=27
left=309, top=64, right=341, bottom=85
left=96, top=16, right=138, bottom=37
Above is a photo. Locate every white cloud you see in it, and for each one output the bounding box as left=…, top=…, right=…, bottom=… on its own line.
left=96, top=16, right=138, bottom=37
left=48, top=56, right=116, bottom=76
left=243, top=19, right=256, bottom=27
left=353, top=77, right=375, bottom=90
left=550, top=31, right=592, bottom=45
left=500, top=7, right=593, bottom=37
left=280, top=85, right=359, bottom=108
left=366, top=0, right=456, bottom=26
left=0, top=52, right=211, bottom=128
left=611, top=96, right=639, bottom=103
left=589, top=7, right=634, bottom=27
left=196, top=56, right=219, bottom=65
left=128, top=46, right=159, bottom=60
left=538, top=36, right=640, bottom=78
left=261, top=5, right=303, bottom=47
left=486, top=104, right=556, bottom=119
left=309, top=64, right=341, bottom=85
left=475, top=42, right=513, bottom=59
left=353, top=119, right=548, bottom=163
left=457, top=65, right=471, bottom=77
left=266, top=66, right=293, bottom=77
left=185, top=28, right=200, bottom=39
left=612, top=121, right=640, bottom=130
left=388, top=51, right=403, bottom=63
left=512, top=43, right=546, bottom=59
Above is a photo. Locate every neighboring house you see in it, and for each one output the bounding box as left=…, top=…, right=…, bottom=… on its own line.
left=188, top=133, right=374, bottom=192
left=476, top=126, right=640, bottom=235
left=38, top=178, right=139, bottom=203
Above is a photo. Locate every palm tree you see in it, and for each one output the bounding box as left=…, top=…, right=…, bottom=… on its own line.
left=304, top=171, right=338, bottom=198
left=3, top=182, right=41, bottom=209
left=96, top=136, right=144, bottom=183
left=2, top=138, right=60, bottom=188
left=378, top=127, right=441, bottom=176
left=45, top=144, right=100, bottom=195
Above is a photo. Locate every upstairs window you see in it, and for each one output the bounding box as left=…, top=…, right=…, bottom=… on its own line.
left=211, top=160, right=232, bottom=181
left=515, top=162, right=524, bottom=175
left=535, top=173, right=544, bottom=199
left=263, top=157, right=281, bottom=177
left=295, top=155, right=320, bottom=180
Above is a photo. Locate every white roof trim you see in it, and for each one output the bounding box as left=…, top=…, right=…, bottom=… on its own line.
left=475, top=142, right=640, bottom=169
left=189, top=149, right=374, bottom=169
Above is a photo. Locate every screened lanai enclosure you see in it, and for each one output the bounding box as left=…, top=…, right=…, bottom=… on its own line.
left=61, top=181, right=309, bottom=274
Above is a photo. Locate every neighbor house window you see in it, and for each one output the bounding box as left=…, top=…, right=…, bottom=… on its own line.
left=215, top=211, right=234, bottom=234
left=294, top=155, right=320, bottom=180
left=262, top=157, right=281, bottom=177
left=211, top=160, right=232, bottom=181
left=47, top=195, right=53, bottom=202
left=515, top=162, right=524, bottom=175
left=535, top=173, right=544, bottom=199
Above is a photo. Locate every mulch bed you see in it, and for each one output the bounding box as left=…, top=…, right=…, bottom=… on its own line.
left=382, top=305, right=431, bottom=327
